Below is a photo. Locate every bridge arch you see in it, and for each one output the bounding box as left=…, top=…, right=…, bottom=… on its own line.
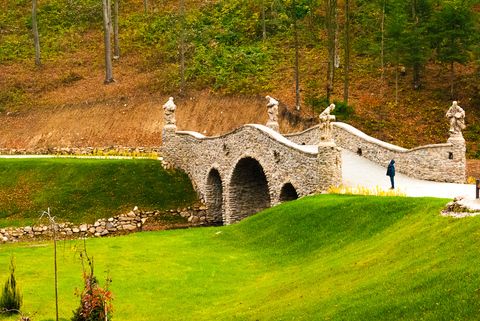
left=279, top=183, right=299, bottom=202
left=205, top=168, right=224, bottom=225
left=226, top=157, right=271, bottom=224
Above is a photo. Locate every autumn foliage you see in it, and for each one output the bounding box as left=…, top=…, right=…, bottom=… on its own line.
left=72, top=255, right=113, bottom=321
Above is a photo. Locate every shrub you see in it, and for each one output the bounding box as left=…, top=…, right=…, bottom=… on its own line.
left=332, top=100, right=355, bottom=121
left=0, top=257, right=22, bottom=314
left=72, top=254, right=113, bottom=321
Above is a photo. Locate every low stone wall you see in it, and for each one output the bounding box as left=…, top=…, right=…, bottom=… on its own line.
left=0, top=205, right=209, bottom=244
left=286, top=122, right=466, bottom=183
left=0, top=146, right=161, bottom=156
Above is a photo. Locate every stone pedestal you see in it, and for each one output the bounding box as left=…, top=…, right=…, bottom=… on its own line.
left=317, top=142, right=342, bottom=192
left=266, top=121, right=279, bottom=132
left=162, top=124, right=177, bottom=142
left=447, top=134, right=466, bottom=183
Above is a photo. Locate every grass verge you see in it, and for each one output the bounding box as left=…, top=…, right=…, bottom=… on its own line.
left=0, top=158, right=197, bottom=227
left=0, top=195, right=479, bottom=320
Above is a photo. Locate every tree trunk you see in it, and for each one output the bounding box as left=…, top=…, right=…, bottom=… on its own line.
left=380, top=0, right=385, bottom=81
left=343, top=0, right=350, bottom=104
left=293, top=0, right=300, bottom=110
left=450, top=61, right=455, bottom=99
left=326, top=0, right=337, bottom=102
left=411, top=0, right=421, bottom=90
left=395, top=62, right=399, bottom=105
left=53, top=220, right=58, bottom=321
left=103, top=0, right=114, bottom=84
left=143, top=0, right=148, bottom=13
left=179, top=0, right=186, bottom=95
left=113, top=0, right=120, bottom=59
left=262, top=0, right=266, bottom=41
left=32, top=0, right=41, bottom=67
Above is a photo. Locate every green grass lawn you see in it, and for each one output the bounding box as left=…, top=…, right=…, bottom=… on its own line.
left=0, top=195, right=479, bottom=320
left=0, top=158, right=197, bottom=227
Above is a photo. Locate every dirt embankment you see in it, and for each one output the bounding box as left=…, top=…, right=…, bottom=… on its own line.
left=1, top=51, right=478, bottom=177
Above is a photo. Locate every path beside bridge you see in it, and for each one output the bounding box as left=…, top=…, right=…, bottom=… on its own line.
left=342, top=149, right=479, bottom=209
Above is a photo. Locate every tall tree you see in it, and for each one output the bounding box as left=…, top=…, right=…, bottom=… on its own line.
left=262, top=0, right=267, bottom=41
left=325, top=0, right=337, bottom=101
left=102, top=0, right=114, bottom=84
left=179, top=0, right=186, bottom=95
left=32, top=0, right=41, bottom=66
left=430, top=0, right=476, bottom=98
left=343, top=0, right=351, bottom=103
left=113, top=0, right=120, bottom=60
left=293, top=0, right=301, bottom=110
left=385, top=5, right=408, bottom=104
left=403, top=0, right=432, bottom=90
left=380, top=0, right=386, bottom=81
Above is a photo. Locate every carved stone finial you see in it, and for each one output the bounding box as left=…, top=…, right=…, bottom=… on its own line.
left=446, top=101, right=465, bottom=141
left=163, top=96, right=177, bottom=126
left=265, top=95, right=279, bottom=132
left=319, top=103, right=336, bottom=142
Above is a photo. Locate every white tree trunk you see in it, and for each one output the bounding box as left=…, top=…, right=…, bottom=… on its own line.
left=103, top=0, right=114, bottom=83
left=32, top=0, right=41, bottom=66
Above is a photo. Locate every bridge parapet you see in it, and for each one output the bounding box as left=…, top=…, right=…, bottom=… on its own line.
left=286, top=122, right=466, bottom=183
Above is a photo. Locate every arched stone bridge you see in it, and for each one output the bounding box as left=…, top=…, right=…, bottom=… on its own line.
left=162, top=124, right=341, bottom=225
left=162, top=102, right=466, bottom=226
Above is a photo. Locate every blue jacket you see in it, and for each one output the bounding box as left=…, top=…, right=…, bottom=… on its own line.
left=386, top=160, right=395, bottom=177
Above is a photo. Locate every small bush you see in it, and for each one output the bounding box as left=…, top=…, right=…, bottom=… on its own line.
left=72, top=254, right=113, bottom=321
left=332, top=100, right=355, bottom=121
left=0, top=257, right=22, bottom=314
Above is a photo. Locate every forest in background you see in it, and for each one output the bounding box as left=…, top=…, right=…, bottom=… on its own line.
left=1, top=0, right=480, bottom=158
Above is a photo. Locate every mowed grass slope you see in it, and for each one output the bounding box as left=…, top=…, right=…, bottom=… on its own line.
left=0, top=158, right=197, bottom=226
left=0, top=195, right=479, bottom=320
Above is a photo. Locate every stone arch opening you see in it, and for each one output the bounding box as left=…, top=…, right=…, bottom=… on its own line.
left=228, top=157, right=271, bottom=223
left=279, top=183, right=299, bottom=202
left=205, top=168, right=224, bottom=225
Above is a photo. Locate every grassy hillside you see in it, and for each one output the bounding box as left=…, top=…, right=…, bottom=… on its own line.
left=0, top=0, right=479, bottom=160
left=0, top=158, right=197, bottom=227
left=0, top=195, right=479, bottom=320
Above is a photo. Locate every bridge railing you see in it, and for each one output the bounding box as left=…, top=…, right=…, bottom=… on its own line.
left=286, top=122, right=466, bottom=183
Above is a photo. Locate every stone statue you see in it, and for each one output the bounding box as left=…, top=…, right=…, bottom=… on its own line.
left=265, top=95, right=279, bottom=132
left=265, top=95, right=279, bottom=122
left=163, top=96, right=177, bottom=126
left=319, top=103, right=336, bottom=142
left=446, top=101, right=465, bottom=136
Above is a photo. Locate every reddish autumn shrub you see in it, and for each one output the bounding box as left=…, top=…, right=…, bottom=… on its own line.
left=72, top=263, right=112, bottom=321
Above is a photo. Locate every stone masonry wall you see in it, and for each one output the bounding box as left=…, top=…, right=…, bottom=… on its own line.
left=0, top=205, right=209, bottom=244
left=286, top=122, right=466, bottom=183
left=0, top=146, right=161, bottom=156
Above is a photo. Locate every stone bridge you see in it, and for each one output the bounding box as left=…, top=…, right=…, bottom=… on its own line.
left=162, top=123, right=341, bottom=225
left=161, top=98, right=466, bottom=225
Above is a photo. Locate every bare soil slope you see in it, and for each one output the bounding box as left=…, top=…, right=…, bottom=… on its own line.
left=1, top=41, right=479, bottom=177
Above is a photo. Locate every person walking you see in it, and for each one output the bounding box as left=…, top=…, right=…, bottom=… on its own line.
left=386, top=159, right=395, bottom=189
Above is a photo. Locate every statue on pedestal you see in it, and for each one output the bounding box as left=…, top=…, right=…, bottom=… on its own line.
left=265, top=95, right=279, bottom=132
left=319, top=104, right=336, bottom=142
left=446, top=101, right=465, bottom=138
left=163, top=97, right=177, bottom=126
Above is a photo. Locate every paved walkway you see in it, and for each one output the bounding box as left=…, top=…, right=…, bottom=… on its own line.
left=342, top=150, right=480, bottom=209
